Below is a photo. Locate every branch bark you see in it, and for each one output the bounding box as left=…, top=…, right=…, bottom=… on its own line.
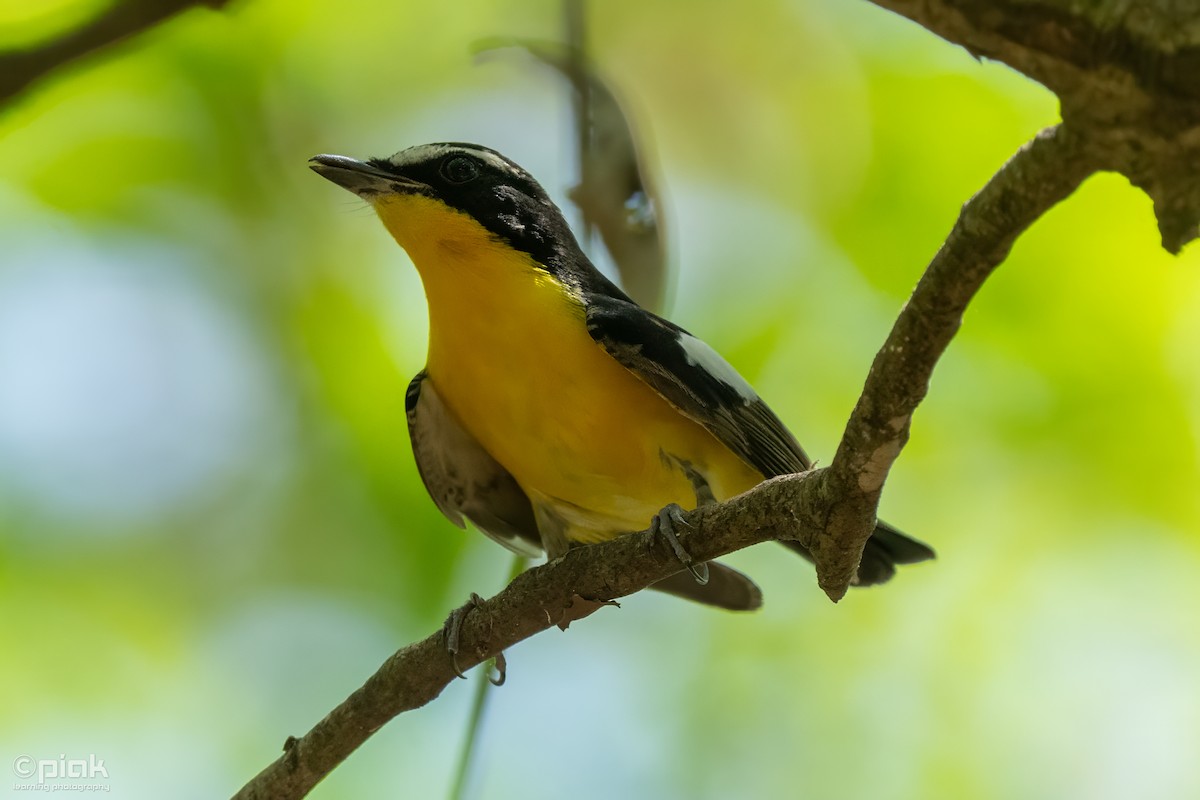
left=0, top=0, right=230, bottom=107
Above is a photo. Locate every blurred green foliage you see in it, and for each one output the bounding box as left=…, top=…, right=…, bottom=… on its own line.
left=1, top=0, right=1198, bottom=798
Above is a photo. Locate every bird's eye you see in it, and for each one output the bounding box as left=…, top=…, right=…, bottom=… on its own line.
left=440, top=156, right=479, bottom=184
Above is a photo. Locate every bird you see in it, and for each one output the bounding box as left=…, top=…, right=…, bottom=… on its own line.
left=310, top=142, right=934, bottom=613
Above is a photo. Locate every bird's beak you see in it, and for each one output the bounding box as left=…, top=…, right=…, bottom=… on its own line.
left=309, top=154, right=428, bottom=197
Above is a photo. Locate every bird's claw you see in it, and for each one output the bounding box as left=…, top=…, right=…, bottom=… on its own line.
left=649, top=503, right=710, bottom=585
left=489, top=650, right=507, bottom=687
left=442, top=593, right=510, bottom=684
left=442, top=592, right=485, bottom=679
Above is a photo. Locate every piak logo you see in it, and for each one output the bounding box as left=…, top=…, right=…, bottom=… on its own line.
left=12, top=753, right=110, bottom=792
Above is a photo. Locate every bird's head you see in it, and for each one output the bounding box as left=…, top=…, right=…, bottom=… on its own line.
left=310, top=143, right=579, bottom=273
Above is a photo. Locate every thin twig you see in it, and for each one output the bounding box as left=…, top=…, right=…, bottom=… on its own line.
left=447, top=555, right=525, bottom=800
left=0, top=0, right=229, bottom=106
left=447, top=662, right=493, bottom=800
left=564, top=0, right=593, bottom=251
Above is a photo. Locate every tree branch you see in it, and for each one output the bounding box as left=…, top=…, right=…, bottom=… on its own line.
left=232, top=121, right=1103, bottom=799
left=0, top=0, right=230, bottom=107
left=231, top=468, right=819, bottom=800
left=817, top=124, right=1103, bottom=598
left=863, top=0, right=1200, bottom=252
left=864, top=0, right=1200, bottom=105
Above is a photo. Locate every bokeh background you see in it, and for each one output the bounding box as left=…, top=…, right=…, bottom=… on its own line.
left=3, top=0, right=1199, bottom=798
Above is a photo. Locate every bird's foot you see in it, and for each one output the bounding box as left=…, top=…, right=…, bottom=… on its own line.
left=649, top=503, right=709, bottom=585
left=442, top=592, right=505, bottom=685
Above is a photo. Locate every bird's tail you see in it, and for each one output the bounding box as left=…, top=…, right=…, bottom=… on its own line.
left=780, top=519, right=935, bottom=587
left=649, top=520, right=932, bottom=610
left=650, top=561, right=763, bottom=610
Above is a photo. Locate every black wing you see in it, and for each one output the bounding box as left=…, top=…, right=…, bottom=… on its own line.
left=584, top=294, right=811, bottom=478
left=584, top=295, right=937, bottom=585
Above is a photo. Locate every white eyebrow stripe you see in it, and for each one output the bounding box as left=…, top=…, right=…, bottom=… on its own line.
left=387, top=144, right=517, bottom=175
left=386, top=144, right=450, bottom=166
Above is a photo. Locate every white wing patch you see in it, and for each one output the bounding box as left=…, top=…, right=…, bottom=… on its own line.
left=677, top=332, right=760, bottom=403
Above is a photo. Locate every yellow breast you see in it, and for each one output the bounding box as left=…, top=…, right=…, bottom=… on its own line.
left=375, top=194, right=762, bottom=541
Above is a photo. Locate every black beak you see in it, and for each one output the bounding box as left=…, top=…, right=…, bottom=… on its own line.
left=309, top=154, right=427, bottom=197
